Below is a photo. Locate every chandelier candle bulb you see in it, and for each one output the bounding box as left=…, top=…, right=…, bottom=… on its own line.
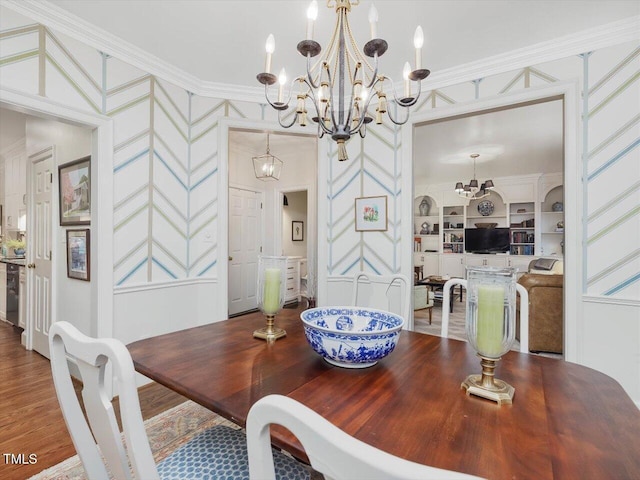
left=413, top=26, right=424, bottom=70
left=265, top=34, right=275, bottom=73
left=476, top=285, right=505, bottom=358
left=277, top=68, right=286, bottom=103
left=403, top=62, right=411, bottom=98
left=368, top=4, right=378, bottom=39
left=306, top=0, right=318, bottom=40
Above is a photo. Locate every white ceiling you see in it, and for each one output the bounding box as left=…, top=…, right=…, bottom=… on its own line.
left=47, top=0, right=638, bottom=89
left=413, top=99, right=564, bottom=185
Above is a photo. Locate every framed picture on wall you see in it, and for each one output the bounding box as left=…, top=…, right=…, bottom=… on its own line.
left=66, top=229, right=90, bottom=281
left=292, top=221, right=304, bottom=241
left=355, top=196, right=388, bottom=232
left=59, top=156, right=91, bottom=225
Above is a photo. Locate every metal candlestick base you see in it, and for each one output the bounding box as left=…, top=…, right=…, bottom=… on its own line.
left=462, top=356, right=515, bottom=405
left=254, top=314, right=286, bottom=342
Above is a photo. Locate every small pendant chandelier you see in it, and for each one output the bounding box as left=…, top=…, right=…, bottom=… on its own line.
left=454, top=154, right=495, bottom=199
left=257, top=0, right=430, bottom=162
left=253, top=133, right=283, bottom=181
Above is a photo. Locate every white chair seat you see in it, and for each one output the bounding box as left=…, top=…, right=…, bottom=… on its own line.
left=157, top=424, right=308, bottom=479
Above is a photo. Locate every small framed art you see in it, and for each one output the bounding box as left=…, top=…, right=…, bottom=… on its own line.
left=355, top=196, right=388, bottom=232
left=292, top=221, right=304, bottom=241
left=66, top=229, right=90, bottom=281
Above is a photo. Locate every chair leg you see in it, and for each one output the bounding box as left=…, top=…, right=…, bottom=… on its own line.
left=428, top=307, right=432, bottom=325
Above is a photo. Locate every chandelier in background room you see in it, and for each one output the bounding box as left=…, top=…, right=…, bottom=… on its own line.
left=257, top=0, right=430, bottom=161
left=253, top=132, right=283, bottom=181
left=455, top=154, right=495, bottom=200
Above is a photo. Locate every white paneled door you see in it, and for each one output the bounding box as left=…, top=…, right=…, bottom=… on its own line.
left=29, top=147, right=53, bottom=357
left=228, top=188, right=262, bottom=316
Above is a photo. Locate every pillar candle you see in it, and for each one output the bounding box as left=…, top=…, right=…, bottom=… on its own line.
left=262, top=268, right=281, bottom=314
left=476, top=285, right=504, bottom=357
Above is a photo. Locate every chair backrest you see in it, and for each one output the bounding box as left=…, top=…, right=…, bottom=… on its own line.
left=246, top=394, right=484, bottom=480
left=441, top=279, right=529, bottom=353
left=351, top=272, right=411, bottom=324
left=49, top=322, right=159, bottom=480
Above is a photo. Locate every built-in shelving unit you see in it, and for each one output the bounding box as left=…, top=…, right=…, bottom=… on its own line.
left=413, top=195, right=440, bottom=253
left=541, top=185, right=564, bottom=255
left=413, top=173, right=564, bottom=279
left=466, top=191, right=507, bottom=229
left=509, top=201, right=535, bottom=255
left=443, top=205, right=464, bottom=253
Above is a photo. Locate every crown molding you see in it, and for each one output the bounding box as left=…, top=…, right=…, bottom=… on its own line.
left=2, top=0, right=265, bottom=102
left=422, top=15, right=640, bottom=91
left=3, top=1, right=639, bottom=101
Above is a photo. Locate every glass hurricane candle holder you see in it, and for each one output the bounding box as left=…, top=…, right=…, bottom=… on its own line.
left=462, top=266, right=517, bottom=405
left=254, top=255, right=287, bottom=341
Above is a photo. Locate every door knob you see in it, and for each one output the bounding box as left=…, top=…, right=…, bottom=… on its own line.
left=27, top=263, right=35, bottom=269
left=228, top=256, right=233, bottom=261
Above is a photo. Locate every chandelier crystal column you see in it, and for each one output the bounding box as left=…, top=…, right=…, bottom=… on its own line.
left=257, top=0, right=430, bottom=161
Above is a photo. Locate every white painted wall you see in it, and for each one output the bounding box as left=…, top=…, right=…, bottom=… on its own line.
left=0, top=108, right=26, bottom=149
left=581, top=298, right=640, bottom=404
left=25, top=116, right=93, bottom=335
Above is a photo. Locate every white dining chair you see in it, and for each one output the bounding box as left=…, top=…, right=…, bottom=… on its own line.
left=351, top=272, right=411, bottom=323
left=440, top=279, right=529, bottom=353
left=48, top=322, right=309, bottom=480
left=246, top=394, right=484, bottom=480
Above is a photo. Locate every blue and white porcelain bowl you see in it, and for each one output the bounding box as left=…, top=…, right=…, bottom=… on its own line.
left=300, top=307, right=404, bottom=368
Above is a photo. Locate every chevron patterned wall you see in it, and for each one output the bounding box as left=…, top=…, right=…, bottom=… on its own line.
left=1, top=6, right=638, bottom=300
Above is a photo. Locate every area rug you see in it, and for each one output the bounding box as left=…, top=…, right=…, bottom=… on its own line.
left=28, top=401, right=238, bottom=480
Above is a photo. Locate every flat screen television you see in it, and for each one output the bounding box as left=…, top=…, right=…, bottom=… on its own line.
left=465, top=227, right=510, bottom=254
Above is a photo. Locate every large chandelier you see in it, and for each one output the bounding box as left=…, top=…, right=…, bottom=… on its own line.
left=454, top=154, right=495, bottom=199
left=257, top=0, right=430, bottom=161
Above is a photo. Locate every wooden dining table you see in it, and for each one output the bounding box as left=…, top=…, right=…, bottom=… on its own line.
left=128, top=308, right=640, bottom=480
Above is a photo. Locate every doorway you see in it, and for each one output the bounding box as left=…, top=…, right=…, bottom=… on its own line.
left=403, top=83, right=580, bottom=361
left=224, top=123, right=318, bottom=317
left=281, top=189, right=310, bottom=302
left=0, top=87, right=114, bottom=352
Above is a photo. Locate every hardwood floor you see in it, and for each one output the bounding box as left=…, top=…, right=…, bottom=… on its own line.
left=0, top=321, right=186, bottom=480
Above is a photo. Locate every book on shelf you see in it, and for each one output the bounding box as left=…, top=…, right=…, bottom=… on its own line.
left=510, top=245, right=535, bottom=255
left=512, top=231, right=535, bottom=243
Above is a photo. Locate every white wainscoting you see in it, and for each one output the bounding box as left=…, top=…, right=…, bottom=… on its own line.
left=114, top=278, right=222, bottom=387
left=113, top=278, right=222, bottom=345
left=580, top=296, right=640, bottom=408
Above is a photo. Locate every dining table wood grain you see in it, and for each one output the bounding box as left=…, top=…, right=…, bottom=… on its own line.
left=127, top=308, right=640, bottom=480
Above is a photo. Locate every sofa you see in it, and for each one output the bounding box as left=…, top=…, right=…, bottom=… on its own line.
left=516, top=258, right=564, bottom=354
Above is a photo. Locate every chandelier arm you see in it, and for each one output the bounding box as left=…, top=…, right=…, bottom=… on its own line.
left=299, top=75, right=333, bottom=136
left=277, top=108, right=298, bottom=129
left=263, top=82, right=298, bottom=112
left=384, top=75, right=423, bottom=109
left=385, top=101, right=412, bottom=126
left=361, top=76, right=381, bottom=111
left=262, top=83, right=286, bottom=110
left=364, top=53, right=380, bottom=89
left=305, top=53, right=321, bottom=90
